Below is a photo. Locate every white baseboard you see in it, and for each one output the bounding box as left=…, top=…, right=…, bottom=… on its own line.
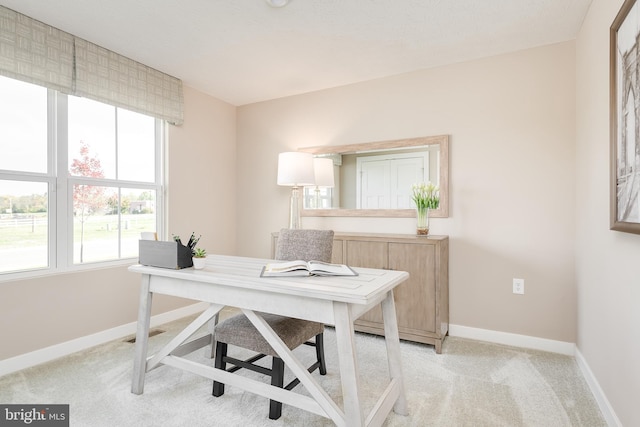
left=449, top=324, right=576, bottom=356
left=575, top=348, right=621, bottom=427
left=0, top=302, right=209, bottom=378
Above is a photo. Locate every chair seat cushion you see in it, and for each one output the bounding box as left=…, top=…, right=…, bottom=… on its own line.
left=215, top=313, right=324, bottom=357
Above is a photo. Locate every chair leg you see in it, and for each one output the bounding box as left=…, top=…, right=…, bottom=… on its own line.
left=212, top=342, right=227, bottom=397
left=212, top=333, right=325, bottom=419
left=315, top=333, right=327, bottom=375
left=269, top=357, right=285, bottom=420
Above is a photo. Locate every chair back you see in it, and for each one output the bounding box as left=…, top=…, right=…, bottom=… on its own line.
left=275, top=229, right=334, bottom=263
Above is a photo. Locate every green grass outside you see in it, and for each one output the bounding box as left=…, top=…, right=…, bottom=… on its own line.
left=0, top=214, right=156, bottom=248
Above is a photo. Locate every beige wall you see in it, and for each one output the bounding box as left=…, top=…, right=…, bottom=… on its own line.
left=167, top=86, right=237, bottom=255
left=576, top=0, right=640, bottom=425
left=0, top=85, right=236, bottom=360
left=2, top=9, right=636, bottom=422
left=236, top=41, right=577, bottom=343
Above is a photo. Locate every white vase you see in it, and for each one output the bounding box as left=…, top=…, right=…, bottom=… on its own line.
left=192, top=257, right=206, bottom=270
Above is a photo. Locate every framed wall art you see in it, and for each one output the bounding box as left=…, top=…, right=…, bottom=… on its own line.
left=611, top=0, right=640, bottom=234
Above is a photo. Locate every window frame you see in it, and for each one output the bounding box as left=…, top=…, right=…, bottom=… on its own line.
left=0, top=81, right=166, bottom=281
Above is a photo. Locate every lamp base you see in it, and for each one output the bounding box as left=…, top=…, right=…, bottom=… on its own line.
left=289, top=186, right=302, bottom=229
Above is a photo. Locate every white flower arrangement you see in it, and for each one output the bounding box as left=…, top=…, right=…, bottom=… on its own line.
left=411, top=182, right=440, bottom=210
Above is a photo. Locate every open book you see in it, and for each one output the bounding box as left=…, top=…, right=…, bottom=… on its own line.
left=260, top=260, right=358, bottom=277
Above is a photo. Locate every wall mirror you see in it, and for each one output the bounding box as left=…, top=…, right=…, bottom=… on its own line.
left=299, top=135, right=449, bottom=218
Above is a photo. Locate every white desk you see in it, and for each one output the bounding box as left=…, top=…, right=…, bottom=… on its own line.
left=129, top=254, right=409, bottom=427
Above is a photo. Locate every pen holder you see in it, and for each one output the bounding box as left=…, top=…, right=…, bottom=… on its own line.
left=139, top=240, right=194, bottom=269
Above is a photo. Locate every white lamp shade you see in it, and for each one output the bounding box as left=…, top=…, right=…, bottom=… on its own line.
left=277, top=152, right=316, bottom=186
left=313, top=157, right=335, bottom=188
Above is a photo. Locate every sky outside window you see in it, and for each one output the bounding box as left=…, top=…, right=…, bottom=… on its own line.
left=0, top=77, right=47, bottom=174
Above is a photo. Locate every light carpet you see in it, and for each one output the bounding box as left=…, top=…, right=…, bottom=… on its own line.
left=0, top=314, right=606, bottom=426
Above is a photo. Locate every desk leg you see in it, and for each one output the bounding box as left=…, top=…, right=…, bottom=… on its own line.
left=131, top=274, right=153, bottom=395
left=381, top=290, right=408, bottom=415
left=206, top=310, right=219, bottom=359
left=333, top=302, right=365, bottom=426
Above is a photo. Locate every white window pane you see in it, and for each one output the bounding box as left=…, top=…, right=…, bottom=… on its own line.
left=122, top=189, right=156, bottom=259
left=73, top=185, right=115, bottom=263
left=0, top=180, right=48, bottom=273
left=68, top=96, right=116, bottom=179
left=118, top=109, right=156, bottom=182
left=69, top=140, right=106, bottom=180
left=73, top=186, right=156, bottom=263
left=0, top=76, right=48, bottom=173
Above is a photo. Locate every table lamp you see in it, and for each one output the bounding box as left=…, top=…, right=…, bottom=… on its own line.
left=277, top=152, right=315, bottom=228
left=312, top=157, right=335, bottom=208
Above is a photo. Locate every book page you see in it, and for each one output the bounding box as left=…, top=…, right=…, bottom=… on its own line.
left=261, top=260, right=358, bottom=277
left=265, top=260, right=308, bottom=272
left=307, top=261, right=358, bottom=276
left=260, top=260, right=311, bottom=276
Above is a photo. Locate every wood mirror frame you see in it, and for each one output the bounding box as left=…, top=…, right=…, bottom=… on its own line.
left=299, top=135, right=449, bottom=218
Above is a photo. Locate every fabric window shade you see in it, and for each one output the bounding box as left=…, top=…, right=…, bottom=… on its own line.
left=74, top=38, right=183, bottom=125
left=0, top=7, right=74, bottom=94
left=0, top=6, right=183, bottom=125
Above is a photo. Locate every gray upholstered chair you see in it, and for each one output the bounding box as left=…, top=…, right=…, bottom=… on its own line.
left=212, top=229, right=334, bottom=420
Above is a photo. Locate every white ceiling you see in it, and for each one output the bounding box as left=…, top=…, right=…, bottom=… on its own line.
left=0, top=0, right=592, bottom=106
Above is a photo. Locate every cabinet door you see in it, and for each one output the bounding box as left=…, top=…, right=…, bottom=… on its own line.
left=389, top=242, right=436, bottom=334
left=346, top=240, right=387, bottom=323
left=331, top=239, right=344, bottom=264
left=345, top=240, right=387, bottom=269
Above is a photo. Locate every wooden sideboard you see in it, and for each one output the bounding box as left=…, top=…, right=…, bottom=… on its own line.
left=271, top=232, right=449, bottom=353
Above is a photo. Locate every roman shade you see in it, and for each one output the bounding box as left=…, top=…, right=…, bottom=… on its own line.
left=0, top=7, right=74, bottom=94
left=0, top=6, right=184, bottom=125
left=73, top=38, right=183, bottom=125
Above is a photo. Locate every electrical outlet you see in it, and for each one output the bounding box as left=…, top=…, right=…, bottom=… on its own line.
left=513, top=278, right=524, bottom=295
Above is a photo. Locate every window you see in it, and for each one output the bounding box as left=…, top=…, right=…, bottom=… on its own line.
left=303, top=187, right=334, bottom=209
left=0, top=75, right=164, bottom=276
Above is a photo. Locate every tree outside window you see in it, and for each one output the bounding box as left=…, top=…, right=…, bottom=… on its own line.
left=70, top=141, right=105, bottom=263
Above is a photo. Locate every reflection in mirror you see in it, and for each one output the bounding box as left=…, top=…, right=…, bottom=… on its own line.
left=299, top=135, right=449, bottom=218
left=306, top=157, right=335, bottom=209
